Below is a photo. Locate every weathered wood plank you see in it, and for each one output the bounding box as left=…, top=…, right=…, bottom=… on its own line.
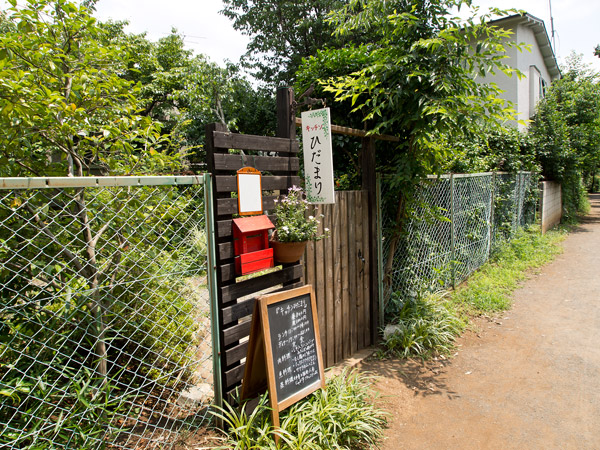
left=206, top=123, right=228, bottom=175
left=348, top=192, right=358, bottom=354
left=224, top=364, right=245, bottom=389
left=338, top=193, right=350, bottom=358
left=221, top=264, right=302, bottom=307
left=213, top=153, right=299, bottom=173
left=217, top=195, right=278, bottom=216
left=221, top=298, right=255, bottom=326
left=218, top=242, right=234, bottom=261
left=225, top=341, right=249, bottom=367
left=220, top=263, right=236, bottom=283
left=295, top=117, right=400, bottom=142
left=213, top=131, right=299, bottom=154
left=356, top=192, right=365, bottom=350
left=362, top=191, right=372, bottom=346
left=323, top=204, right=335, bottom=367
left=215, top=175, right=301, bottom=193
left=223, top=320, right=252, bottom=347
left=332, top=200, right=344, bottom=361
left=220, top=264, right=303, bottom=312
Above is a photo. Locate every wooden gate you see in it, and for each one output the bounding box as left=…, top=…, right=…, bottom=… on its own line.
left=304, top=191, right=373, bottom=367
left=206, top=87, right=380, bottom=404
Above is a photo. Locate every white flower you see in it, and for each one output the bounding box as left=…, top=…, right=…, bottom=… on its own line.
left=308, top=215, right=314, bottom=220
left=324, top=228, right=330, bottom=232
left=282, top=226, right=289, bottom=232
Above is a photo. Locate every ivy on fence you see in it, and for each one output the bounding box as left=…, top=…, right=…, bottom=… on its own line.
left=380, top=172, right=538, bottom=318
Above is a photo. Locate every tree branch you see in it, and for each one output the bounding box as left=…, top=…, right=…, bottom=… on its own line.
left=24, top=203, right=86, bottom=275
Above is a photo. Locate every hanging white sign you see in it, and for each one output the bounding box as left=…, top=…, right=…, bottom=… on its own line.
left=301, top=108, right=335, bottom=204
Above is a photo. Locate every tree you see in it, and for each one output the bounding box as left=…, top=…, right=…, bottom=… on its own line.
left=297, top=0, right=524, bottom=284
left=100, top=22, right=278, bottom=164
left=0, top=0, right=178, bottom=178
left=530, top=52, right=600, bottom=217
left=595, top=44, right=600, bottom=58
left=221, top=0, right=350, bottom=86
left=0, top=4, right=200, bottom=446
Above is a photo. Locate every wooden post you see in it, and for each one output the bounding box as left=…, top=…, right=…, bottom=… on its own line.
left=277, top=87, right=295, bottom=140
left=361, top=136, right=379, bottom=345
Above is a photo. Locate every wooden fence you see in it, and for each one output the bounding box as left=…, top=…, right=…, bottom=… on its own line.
left=206, top=88, right=380, bottom=404
left=304, top=190, right=373, bottom=367
left=205, top=120, right=303, bottom=402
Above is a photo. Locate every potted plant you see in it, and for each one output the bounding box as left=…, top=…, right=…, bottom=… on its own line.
left=270, top=185, right=329, bottom=263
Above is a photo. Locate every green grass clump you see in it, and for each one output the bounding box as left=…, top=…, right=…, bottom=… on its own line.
left=451, top=225, right=566, bottom=314
left=383, top=292, right=465, bottom=358
left=212, top=369, right=386, bottom=449
left=383, top=225, right=566, bottom=359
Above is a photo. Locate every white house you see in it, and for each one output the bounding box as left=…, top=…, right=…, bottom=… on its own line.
left=480, top=13, right=561, bottom=130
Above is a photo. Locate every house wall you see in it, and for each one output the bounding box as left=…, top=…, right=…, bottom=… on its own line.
left=474, top=16, right=558, bottom=131
left=474, top=27, right=518, bottom=113
left=515, top=23, right=554, bottom=128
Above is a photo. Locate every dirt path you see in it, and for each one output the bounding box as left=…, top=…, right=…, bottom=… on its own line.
left=363, top=194, right=600, bottom=449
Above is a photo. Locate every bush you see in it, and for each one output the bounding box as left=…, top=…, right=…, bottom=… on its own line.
left=212, top=369, right=387, bottom=449
left=383, top=292, right=464, bottom=358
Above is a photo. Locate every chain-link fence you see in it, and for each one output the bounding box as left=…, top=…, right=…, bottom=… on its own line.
left=380, top=172, right=538, bottom=318
left=1, top=176, right=214, bottom=449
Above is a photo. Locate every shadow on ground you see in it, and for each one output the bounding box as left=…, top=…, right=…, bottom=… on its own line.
left=360, top=352, right=461, bottom=400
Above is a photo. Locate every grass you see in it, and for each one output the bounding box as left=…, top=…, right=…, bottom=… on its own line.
left=211, top=369, right=387, bottom=449
left=383, top=224, right=567, bottom=358
left=450, top=225, right=566, bottom=315
left=383, top=291, right=465, bottom=358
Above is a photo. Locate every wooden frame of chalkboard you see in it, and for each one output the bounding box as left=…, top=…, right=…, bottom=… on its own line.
left=241, top=284, right=325, bottom=430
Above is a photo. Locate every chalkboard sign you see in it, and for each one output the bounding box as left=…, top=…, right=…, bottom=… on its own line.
left=267, top=292, right=321, bottom=403
left=241, top=285, right=325, bottom=430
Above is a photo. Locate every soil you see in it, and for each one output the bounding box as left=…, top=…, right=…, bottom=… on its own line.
left=361, top=194, right=600, bottom=449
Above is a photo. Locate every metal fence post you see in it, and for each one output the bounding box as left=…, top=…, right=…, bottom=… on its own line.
left=204, top=172, right=223, bottom=414
left=489, top=172, right=496, bottom=257
left=450, top=173, right=456, bottom=288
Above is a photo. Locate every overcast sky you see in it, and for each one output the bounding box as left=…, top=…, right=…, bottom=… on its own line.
left=91, top=0, right=600, bottom=73
left=2, top=0, right=599, bottom=72
left=93, top=0, right=250, bottom=65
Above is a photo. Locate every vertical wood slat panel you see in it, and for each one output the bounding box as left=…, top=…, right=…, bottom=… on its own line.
left=314, top=205, right=329, bottom=366
left=324, top=204, right=336, bottom=367
left=362, top=192, right=372, bottom=346
left=355, top=192, right=365, bottom=350
left=344, top=192, right=354, bottom=357
left=340, top=194, right=351, bottom=359
left=304, top=190, right=373, bottom=368
left=330, top=202, right=341, bottom=362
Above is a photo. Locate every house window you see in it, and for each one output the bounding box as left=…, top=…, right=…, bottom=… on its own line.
left=529, top=65, right=543, bottom=119
left=540, top=77, right=548, bottom=98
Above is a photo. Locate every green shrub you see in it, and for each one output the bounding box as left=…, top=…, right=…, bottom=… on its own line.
left=212, top=369, right=387, bottom=449
left=383, top=292, right=464, bottom=358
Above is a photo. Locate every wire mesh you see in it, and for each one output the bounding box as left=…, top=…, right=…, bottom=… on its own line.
left=0, top=177, right=213, bottom=449
left=381, top=172, right=539, bottom=318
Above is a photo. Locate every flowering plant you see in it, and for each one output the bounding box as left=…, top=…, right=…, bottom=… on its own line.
left=272, top=186, right=329, bottom=243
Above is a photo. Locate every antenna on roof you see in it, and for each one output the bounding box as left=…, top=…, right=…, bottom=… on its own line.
left=548, top=0, right=557, bottom=52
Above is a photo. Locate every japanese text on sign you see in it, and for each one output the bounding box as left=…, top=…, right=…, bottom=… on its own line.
left=267, top=294, right=321, bottom=402
left=301, top=108, right=335, bottom=204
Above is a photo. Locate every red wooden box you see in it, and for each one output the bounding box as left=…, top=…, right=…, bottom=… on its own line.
left=235, top=248, right=274, bottom=276
left=233, top=215, right=274, bottom=255
left=233, top=215, right=275, bottom=275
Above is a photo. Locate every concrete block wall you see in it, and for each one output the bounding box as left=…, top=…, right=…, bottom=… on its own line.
left=540, top=181, right=562, bottom=233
